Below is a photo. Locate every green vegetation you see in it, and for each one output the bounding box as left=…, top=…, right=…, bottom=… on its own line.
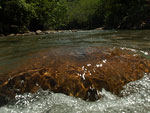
left=0, top=0, right=150, bottom=34
left=0, top=0, right=67, bottom=34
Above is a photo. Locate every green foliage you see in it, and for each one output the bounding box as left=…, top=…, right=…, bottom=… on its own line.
left=98, top=0, right=126, bottom=27
left=0, top=0, right=35, bottom=33
left=0, top=0, right=150, bottom=34
left=0, top=0, right=68, bottom=33
left=121, top=0, right=146, bottom=28
left=97, top=0, right=149, bottom=28
left=29, top=0, right=68, bottom=30
left=66, top=0, right=100, bottom=29
left=66, top=0, right=149, bottom=29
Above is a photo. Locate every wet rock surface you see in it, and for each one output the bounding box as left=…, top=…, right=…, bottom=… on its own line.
left=0, top=47, right=150, bottom=106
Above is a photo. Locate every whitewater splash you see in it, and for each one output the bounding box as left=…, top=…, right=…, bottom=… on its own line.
left=1, top=29, right=150, bottom=113
left=0, top=74, right=150, bottom=113
left=1, top=47, right=150, bottom=103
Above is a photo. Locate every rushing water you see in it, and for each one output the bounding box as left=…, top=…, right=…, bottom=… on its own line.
left=0, top=74, right=150, bottom=113
left=0, top=30, right=150, bottom=113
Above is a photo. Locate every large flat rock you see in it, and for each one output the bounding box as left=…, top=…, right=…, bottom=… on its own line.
left=0, top=47, right=150, bottom=105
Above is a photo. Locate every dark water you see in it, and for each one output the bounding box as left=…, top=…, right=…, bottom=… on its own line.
left=0, top=30, right=150, bottom=113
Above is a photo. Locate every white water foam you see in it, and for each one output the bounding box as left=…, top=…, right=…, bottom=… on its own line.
left=0, top=74, right=150, bottom=113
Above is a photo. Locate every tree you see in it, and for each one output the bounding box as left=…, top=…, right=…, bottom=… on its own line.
left=0, top=0, right=35, bottom=33
left=29, top=0, right=68, bottom=30
left=66, top=0, right=100, bottom=29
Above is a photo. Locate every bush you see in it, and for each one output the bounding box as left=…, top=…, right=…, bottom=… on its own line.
left=0, top=0, right=68, bottom=33
left=0, top=0, right=35, bottom=33
left=0, top=0, right=150, bottom=34
left=66, top=0, right=100, bottom=29
left=97, top=0, right=149, bottom=29
left=29, top=0, right=68, bottom=30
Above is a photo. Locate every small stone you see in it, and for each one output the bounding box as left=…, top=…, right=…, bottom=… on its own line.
left=44, top=30, right=56, bottom=34
left=24, top=32, right=35, bottom=36
left=16, top=33, right=24, bottom=36
left=95, top=27, right=104, bottom=30
left=36, top=30, right=43, bottom=35
left=8, top=34, right=15, bottom=36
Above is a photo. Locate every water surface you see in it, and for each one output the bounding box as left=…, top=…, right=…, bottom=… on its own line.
left=0, top=30, right=150, bottom=113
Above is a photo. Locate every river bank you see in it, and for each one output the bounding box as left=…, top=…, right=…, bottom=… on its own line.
left=1, top=24, right=150, bottom=37
left=0, top=29, right=80, bottom=37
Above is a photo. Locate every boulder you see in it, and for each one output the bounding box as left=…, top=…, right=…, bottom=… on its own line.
left=0, top=48, right=150, bottom=105
left=16, top=33, right=24, bottom=36
left=36, top=30, right=44, bottom=35
left=95, top=27, right=104, bottom=30
left=24, top=32, right=36, bottom=36
left=8, top=34, right=15, bottom=36
left=44, top=30, right=57, bottom=34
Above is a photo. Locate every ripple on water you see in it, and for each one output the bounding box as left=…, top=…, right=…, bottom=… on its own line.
left=0, top=74, right=150, bottom=113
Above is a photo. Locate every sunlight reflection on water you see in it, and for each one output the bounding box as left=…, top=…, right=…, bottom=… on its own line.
left=0, top=74, right=150, bottom=113
left=1, top=30, right=150, bottom=112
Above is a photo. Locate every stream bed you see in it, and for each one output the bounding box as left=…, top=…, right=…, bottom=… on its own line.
left=0, top=30, right=150, bottom=113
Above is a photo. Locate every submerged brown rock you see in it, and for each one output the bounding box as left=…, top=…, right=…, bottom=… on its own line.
left=0, top=47, right=150, bottom=104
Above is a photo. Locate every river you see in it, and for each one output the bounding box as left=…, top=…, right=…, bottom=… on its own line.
left=0, top=30, right=150, bottom=113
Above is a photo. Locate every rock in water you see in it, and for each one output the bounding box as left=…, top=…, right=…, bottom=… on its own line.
left=0, top=47, right=150, bottom=105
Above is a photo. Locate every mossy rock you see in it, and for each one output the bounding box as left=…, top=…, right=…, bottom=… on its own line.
left=0, top=48, right=150, bottom=106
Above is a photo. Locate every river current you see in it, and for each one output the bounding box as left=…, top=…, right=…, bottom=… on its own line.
left=0, top=30, right=150, bottom=113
